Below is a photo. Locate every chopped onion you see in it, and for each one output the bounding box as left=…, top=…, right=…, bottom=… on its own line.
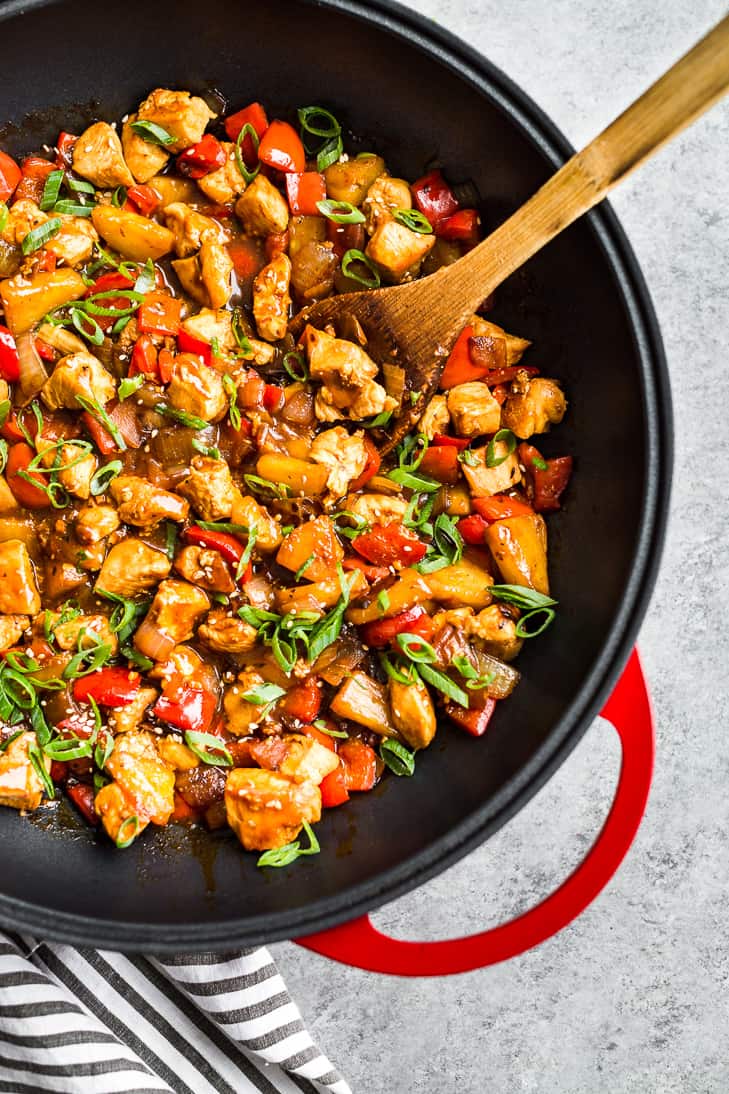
left=134, top=618, right=176, bottom=661
left=15, top=331, right=48, bottom=404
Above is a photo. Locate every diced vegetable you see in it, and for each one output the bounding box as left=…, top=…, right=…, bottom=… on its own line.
left=484, top=513, right=549, bottom=594
left=0, top=269, right=86, bottom=335
left=91, top=205, right=175, bottom=262
left=257, top=120, right=305, bottom=173
left=330, top=671, right=396, bottom=736
left=285, top=172, right=327, bottom=216
left=73, top=668, right=141, bottom=707
left=0, top=151, right=22, bottom=202
left=353, top=524, right=427, bottom=567
left=411, top=169, right=459, bottom=227
left=518, top=442, right=573, bottom=512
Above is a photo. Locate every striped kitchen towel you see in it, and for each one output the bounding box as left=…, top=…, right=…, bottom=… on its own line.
left=0, top=932, right=351, bottom=1094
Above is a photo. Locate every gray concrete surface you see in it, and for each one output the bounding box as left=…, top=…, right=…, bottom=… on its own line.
left=272, top=2, right=729, bottom=1090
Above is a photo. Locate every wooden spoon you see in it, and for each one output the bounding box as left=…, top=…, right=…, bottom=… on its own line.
left=293, top=13, right=729, bottom=449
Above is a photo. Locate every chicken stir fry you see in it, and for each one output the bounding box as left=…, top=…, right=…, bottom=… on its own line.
left=0, top=92, right=572, bottom=865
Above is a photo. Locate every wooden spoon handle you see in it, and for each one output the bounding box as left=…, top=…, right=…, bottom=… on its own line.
left=435, top=12, right=729, bottom=315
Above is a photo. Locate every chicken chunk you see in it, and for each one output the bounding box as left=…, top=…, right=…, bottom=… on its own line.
left=136, top=580, right=209, bottom=651
left=302, top=325, right=396, bottom=423
left=95, top=781, right=149, bottom=844
left=501, top=377, right=567, bottom=439
left=72, top=122, right=134, bottom=188
left=121, top=114, right=169, bottom=183
left=234, top=174, right=289, bottom=236
left=1, top=198, right=45, bottom=245
left=197, top=142, right=247, bottom=205
left=199, top=233, right=233, bottom=309
left=0, top=614, right=28, bottom=651
left=0, top=540, right=41, bottom=615
left=106, top=729, right=175, bottom=824
left=251, top=733, right=338, bottom=785
left=310, top=426, right=368, bottom=503
left=366, top=219, right=435, bottom=283
left=180, top=308, right=236, bottom=352
left=447, top=381, right=502, bottom=437
left=462, top=442, right=522, bottom=497
left=223, top=670, right=269, bottom=736
left=37, top=439, right=97, bottom=500
left=95, top=538, right=171, bottom=599
left=41, top=351, right=116, bottom=411
left=177, top=455, right=235, bottom=522
left=136, top=88, right=216, bottom=152
left=470, top=316, right=531, bottom=366
left=252, top=253, right=291, bottom=342
left=173, top=545, right=235, bottom=595
left=75, top=504, right=120, bottom=545
left=110, top=476, right=189, bottom=530
left=344, top=492, right=408, bottom=526
left=108, top=687, right=158, bottom=735
left=167, top=352, right=227, bottom=422
left=418, top=393, right=450, bottom=440
left=163, top=202, right=228, bottom=258
left=230, top=492, right=282, bottom=552
left=433, top=604, right=523, bottom=662
left=50, top=612, right=117, bottom=655
left=389, top=677, right=437, bottom=750
left=225, top=768, right=322, bottom=851
left=362, top=175, right=412, bottom=234
left=198, top=609, right=258, bottom=654
left=47, top=216, right=99, bottom=268
left=0, top=731, right=49, bottom=811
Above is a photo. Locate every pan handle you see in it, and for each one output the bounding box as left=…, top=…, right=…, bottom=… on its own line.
left=295, top=648, right=653, bottom=976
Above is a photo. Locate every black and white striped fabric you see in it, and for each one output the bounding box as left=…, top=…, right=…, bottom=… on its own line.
left=0, top=932, right=350, bottom=1094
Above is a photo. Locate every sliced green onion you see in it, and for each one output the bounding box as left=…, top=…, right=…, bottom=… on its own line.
left=0, top=400, right=10, bottom=429
left=70, top=307, right=105, bottom=346
left=83, top=289, right=145, bottom=317
left=396, top=633, right=437, bottom=664
left=242, top=682, right=286, bottom=705
left=153, top=403, right=208, bottom=430
left=191, top=438, right=221, bottom=459
left=197, top=520, right=250, bottom=534
left=222, top=374, right=241, bottom=431
left=332, top=510, right=369, bottom=540
left=43, top=735, right=92, bottom=761
left=0, top=203, right=8, bottom=233
left=118, top=374, right=145, bottom=401
left=316, top=134, right=343, bottom=172
left=396, top=432, right=428, bottom=471
left=22, top=218, right=62, bottom=255
left=134, top=258, right=156, bottom=295
left=294, top=556, right=314, bottom=581
left=450, top=654, right=494, bottom=690
left=231, top=307, right=253, bottom=354
left=489, top=584, right=557, bottom=610
left=39, top=169, right=64, bottom=212
left=297, top=105, right=342, bottom=139
left=341, top=248, right=380, bottom=289
left=184, top=730, right=233, bottom=768
left=111, top=186, right=127, bottom=208
left=0, top=438, right=7, bottom=475
left=29, top=743, right=55, bottom=799
left=90, top=460, right=122, bottom=497
left=393, top=208, right=433, bottom=234
left=257, top=820, right=320, bottom=868
left=234, top=123, right=261, bottom=184
left=94, top=729, right=114, bottom=771
left=485, top=428, right=517, bottom=468
left=377, top=589, right=390, bottom=615
left=380, top=738, right=415, bottom=777
left=531, top=453, right=549, bottom=471
left=243, top=474, right=290, bottom=500
left=316, top=199, right=365, bottom=224
left=130, top=120, right=176, bottom=147
left=361, top=410, right=393, bottom=429
left=115, top=815, right=140, bottom=849
left=313, top=720, right=348, bottom=739
left=65, top=177, right=95, bottom=195
left=417, top=662, right=469, bottom=707
left=282, top=351, right=308, bottom=382
left=164, top=521, right=178, bottom=561
left=53, top=201, right=94, bottom=217
left=515, top=607, right=556, bottom=638
left=386, top=467, right=440, bottom=493
left=76, top=394, right=126, bottom=451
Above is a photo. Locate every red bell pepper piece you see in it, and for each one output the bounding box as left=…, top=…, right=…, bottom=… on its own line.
left=285, top=171, right=326, bottom=216
left=14, top=156, right=56, bottom=203
left=137, top=291, right=181, bottom=337
left=388, top=611, right=435, bottom=653
left=55, top=131, right=78, bottom=168
left=157, top=349, right=175, bottom=384
left=0, top=325, right=20, bottom=381
left=49, top=760, right=67, bottom=784
left=299, top=724, right=337, bottom=753
left=439, top=326, right=491, bottom=389
left=227, top=237, right=265, bottom=281
left=258, top=120, right=306, bottom=173
left=86, top=271, right=135, bottom=296
left=342, top=557, right=391, bottom=583
left=35, top=338, right=57, bottom=364
left=349, top=435, right=381, bottom=492
left=446, top=697, right=497, bottom=737
left=360, top=605, right=432, bottom=648
left=0, top=150, right=22, bottom=203
left=457, top=513, right=489, bottom=545
left=126, top=184, right=161, bottom=217
left=339, top=738, right=378, bottom=792
left=67, top=783, right=99, bottom=826
left=491, top=383, right=508, bottom=405
left=320, top=765, right=350, bottom=808
left=436, top=208, right=480, bottom=243
left=353, top=524, right=427, bottom=568
left=432, top=434, right=469, bottom=450
left=280, top=677, right=322, bottom=723
left=262, top=384, right=285, bottom=412
left=81, top=410, right=117, bottom=455
left=176, top=328, right=212, bottom=363
left=1, top=408, right=38, bottom=444
left=224, top=102, right=269, bottom=161
left=183, top=525, right=246, bottom=565
left=6, top=443, right=49, bottom=508
left=472, top=494, right=534, bottom=522
left=177, top=134, right=227, bottom=179
left=35, top=251, right=57, bottom=273
left=411, top=169, right=459, bottom=228
left=518, top=442, right=573, bottom=512
left=129, top=334, right=159, bottom=379
left=418, top=445, right=461, bottom=484
left=73, top=667, right=141, bottom=707
left=153, top=682, right=216, bottom=734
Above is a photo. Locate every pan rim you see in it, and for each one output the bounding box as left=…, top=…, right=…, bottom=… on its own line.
left=0, top=0, right=672, bottom=951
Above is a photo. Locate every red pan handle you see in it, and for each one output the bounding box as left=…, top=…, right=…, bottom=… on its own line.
left=296, top=648, right=653, bottom=976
